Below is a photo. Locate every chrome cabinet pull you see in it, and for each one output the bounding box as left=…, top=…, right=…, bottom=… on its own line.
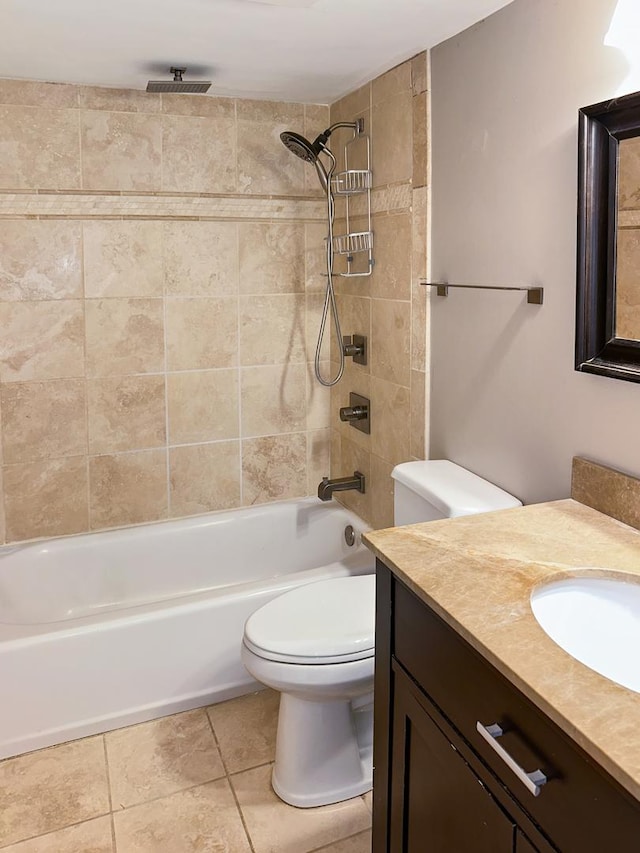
left=476, top=721, right=548, bottom=797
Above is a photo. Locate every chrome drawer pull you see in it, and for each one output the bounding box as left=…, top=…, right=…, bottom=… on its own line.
left=476, top=722, right=547, bottom=797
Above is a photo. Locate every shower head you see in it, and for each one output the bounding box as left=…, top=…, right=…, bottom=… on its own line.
left=280, top=130, right=327, bottom=163
left=146, top=67, right=211, bottom=94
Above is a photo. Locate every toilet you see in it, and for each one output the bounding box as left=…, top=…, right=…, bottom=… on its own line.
left=241, top=460, right=522, bottom=808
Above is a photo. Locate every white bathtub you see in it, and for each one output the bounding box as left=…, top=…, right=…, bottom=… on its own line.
left=0, top=498, right=374, bottom=760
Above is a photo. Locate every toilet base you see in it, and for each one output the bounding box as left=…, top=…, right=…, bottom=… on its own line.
left=271, top=692, right=373, bottom=808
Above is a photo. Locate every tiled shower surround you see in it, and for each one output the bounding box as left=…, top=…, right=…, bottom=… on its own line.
left=330, top=54, right=429, bottom=529
left=0, top=55, right=429, bottom=543
left=0, top=80, right=333, bottom=543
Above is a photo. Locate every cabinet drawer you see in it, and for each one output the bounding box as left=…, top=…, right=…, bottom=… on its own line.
left=393, top=576, right=640, bottom=852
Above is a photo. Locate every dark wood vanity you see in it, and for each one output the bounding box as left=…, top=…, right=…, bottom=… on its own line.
left=372, top=560, right=640, bottom=852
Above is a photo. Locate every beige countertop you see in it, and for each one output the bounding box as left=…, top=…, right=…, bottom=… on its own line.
left=363, top=499, right=640, bottom=801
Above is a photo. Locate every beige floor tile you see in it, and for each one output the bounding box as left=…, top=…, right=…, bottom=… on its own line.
left=1, top=815, right=114, bottom=853
left=207, top=689, right=279, bottom=774
left=0, top=736, right=110, bottom=847
left=312, top=830, right=372, bottom=853
left=106, top=709, right=225, bottom=809
left=232, top=763, right=371, bottom=853
left=112, top=779, right=251, bottom=853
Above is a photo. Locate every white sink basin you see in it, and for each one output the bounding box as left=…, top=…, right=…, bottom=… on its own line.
left=530, top=576, right=640, bottom=694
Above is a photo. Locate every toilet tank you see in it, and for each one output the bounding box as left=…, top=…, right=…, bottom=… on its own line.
left=392, top=460, right=522, bottom=526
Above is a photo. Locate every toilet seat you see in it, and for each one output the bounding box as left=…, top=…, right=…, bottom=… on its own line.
left=244, top=574, right=375, bottom=665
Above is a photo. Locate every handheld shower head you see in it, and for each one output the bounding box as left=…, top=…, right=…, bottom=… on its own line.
left=280, top=130, right=330, bottom=163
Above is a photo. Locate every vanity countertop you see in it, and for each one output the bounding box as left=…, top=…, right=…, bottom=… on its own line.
left=363, top=499, right=640, bottom=801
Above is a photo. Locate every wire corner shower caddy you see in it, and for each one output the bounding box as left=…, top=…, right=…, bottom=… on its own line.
left=330, top=123, right=374, bottom=279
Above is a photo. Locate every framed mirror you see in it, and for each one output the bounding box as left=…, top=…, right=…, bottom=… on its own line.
left=576, top=90, right=640, bottom=383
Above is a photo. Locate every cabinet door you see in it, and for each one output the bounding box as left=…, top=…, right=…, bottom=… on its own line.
left=390, top=666, right=516, bottom=853
left=516, top=831, right=539, bottom=852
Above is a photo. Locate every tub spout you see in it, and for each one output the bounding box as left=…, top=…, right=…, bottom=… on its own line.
left=317, top=471, right=366, bottom=501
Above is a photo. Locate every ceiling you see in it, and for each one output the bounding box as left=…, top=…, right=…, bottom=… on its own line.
left=0, top=0, right=515, bottom=104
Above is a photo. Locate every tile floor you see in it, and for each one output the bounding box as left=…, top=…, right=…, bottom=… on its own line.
left=0, top=690, right=372, bottom=853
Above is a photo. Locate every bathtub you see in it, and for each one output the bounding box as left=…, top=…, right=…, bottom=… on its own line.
left=0, top=498, right=374, bottom=760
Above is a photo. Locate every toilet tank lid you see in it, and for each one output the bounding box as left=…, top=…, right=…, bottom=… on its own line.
left=391, top=460, right=522, bottom=517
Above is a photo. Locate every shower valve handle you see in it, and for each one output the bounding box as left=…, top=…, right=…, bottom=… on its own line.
left=339, top=405, right=368, bottom=422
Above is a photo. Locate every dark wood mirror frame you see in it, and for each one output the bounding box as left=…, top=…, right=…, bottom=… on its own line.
left=576, top=90, right=640, bottom=383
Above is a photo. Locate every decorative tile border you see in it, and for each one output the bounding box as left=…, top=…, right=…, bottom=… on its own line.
left=0, top=191, right=326, bottom=221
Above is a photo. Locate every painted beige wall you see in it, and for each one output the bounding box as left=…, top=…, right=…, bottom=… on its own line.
left=0, top=80, right=331, bottom=542
left=430, top=0, right=640, bottom=504
left=329, top=54, right=429, bottom=529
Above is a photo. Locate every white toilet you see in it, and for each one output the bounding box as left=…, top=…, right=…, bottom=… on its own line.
left=241, top=460, right=521, bottom=808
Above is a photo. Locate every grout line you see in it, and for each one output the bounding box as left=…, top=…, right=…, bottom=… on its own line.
left=0, top=812, right=112, bottom=851
left=205, top=708, right=257, bottom=853
left=110, top=813, right=117, bottom=853
left=102, top=734, right=114, bottom=812
left=308, top=829, right=372, bottom=853
left=161, top=227, right=171, bottom=518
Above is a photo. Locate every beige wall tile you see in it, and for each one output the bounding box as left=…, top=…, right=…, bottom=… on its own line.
left=306, top=294, right=332, bottom=364
left=85, top=298, right=164, bottom=376
left=0, top=300, right=84, bottom=382
left=0, top=106, right=81, bottom=189
left=412, top=186, right=428, bottom=282
left=371, top=92, right=413, bottom=187
left=81, top=111, right=162, bottom=190
left=4, top=456, right=88, bottom=541
left=87, top=375, right=165, bottom=454
left=240, top=294, right=306, bottom=366
left=0, top=80, right=79, bottom=109
left=207, top=689, right=279, bottom=774
left=162, top=114, right=236, bottom=193
left=242, top=433, right=307, bottom=505
left=166, top=297, right=238, bottom=370
left=168, top=369, right=239, bottom=444
left=307, top=428, right=331, bottom=495
left=0, top=815, right=113, bottom=853
left=2, top=380, right=87, bottom=464
left=0, top=221, right=82, bottom=301
left=410, top=369, right=426, bottom=460
left=237, top=101, right=306, bottom=195
left=330, top=84, right=370, bottom=126
left=161, top=94, right=235, bottom=119
left=370, top=454, right=395, bottom=530
left=79, top=86, right=161, bottom=113
left=170, top=441, right=240, bottom=517
left=370, top=213, right=412, bottom=301
left=412, top=92, right=429, bottom=188
left=83, top=221, right=163, bottom=298
left=241, top=363, right=306, bottom=437
left=0, top=736, right=109, bottom=847
left=163, top=221, right=238, bottom=297
left=238, top=222, right=305, bottom=294
left=105, top=709, right=224, bottom=809
left=370, top=299, right=411, bottom=387
left=232, top=763, right=371, bottom=853
left=306, top=364, right=331, bottom=430
left=370, top=376, right=411, bottom=466
left=411, top=52, right=428, bottom=96
left=89, top=449, right=167, bottom=529
left=113, top=780, right=251, bottom=853
left=305, top=222, right=330, bottom=293
left=372, top=61, right=412, bottom=105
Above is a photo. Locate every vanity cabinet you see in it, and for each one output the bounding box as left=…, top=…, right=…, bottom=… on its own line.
left=373, top=560, right=640, bottom=853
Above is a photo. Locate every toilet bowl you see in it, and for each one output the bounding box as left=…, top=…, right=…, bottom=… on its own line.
left=242, top=460, right=522, bottom=807
left=241, top=574, right=375, bottom=808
